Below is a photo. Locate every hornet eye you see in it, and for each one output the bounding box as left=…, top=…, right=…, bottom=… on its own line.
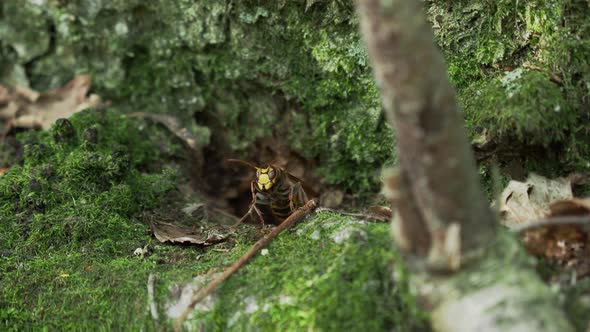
left=269, top=170, right=275, bottom=178
left=256, top=170, right=260, bottom=177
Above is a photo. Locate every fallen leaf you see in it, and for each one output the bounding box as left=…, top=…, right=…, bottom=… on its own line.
left=0, top=75, right=100, bottom=132
left=518, top=198, right=590, bottom=279
left=368, top=205, right=394, bottom=220
left=148, top=220, right=229, bottom=246
left=498, top=174, right=590, bottom=279
left=498, top=173, right=573, bottom=228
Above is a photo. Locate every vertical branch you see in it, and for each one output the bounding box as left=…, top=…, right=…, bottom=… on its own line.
left=382, top=167, right=430, bottom=254
left=356, top=0, right=496, bottom=269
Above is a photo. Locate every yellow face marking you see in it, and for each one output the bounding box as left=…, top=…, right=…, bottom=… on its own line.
left=256, top=166, right=277, bottom=191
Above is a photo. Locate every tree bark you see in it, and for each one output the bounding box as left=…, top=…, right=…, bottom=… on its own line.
left=355, top=0, right=574, bottom=331
left=356, top=0, right=496, bottom=270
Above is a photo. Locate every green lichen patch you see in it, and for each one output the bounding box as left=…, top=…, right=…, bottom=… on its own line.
left=427, top=231, right=575, bottom=331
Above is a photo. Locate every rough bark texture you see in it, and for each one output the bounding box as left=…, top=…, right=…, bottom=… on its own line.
left=356, top=0, right=495, bottom=269
left=382, top=167, right=430, bottom=255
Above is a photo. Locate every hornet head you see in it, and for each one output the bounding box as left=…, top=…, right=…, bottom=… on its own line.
left=255, top=166, right=279, bottom=191
left=226, top=159, right=280, bottom=191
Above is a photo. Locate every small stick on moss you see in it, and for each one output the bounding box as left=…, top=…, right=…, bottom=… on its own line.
left=147, top=273, right=159, bottom=324
left=316, top=207, right=390, bottom=222
left=512, top=215, right=590, bottom=233
left=174, top=198, right=319, bottom=331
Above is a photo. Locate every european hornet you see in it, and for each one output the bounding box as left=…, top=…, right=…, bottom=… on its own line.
left=227, top=159, right=314, bottom=226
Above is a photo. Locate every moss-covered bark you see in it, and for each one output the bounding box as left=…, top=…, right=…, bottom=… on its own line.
left=0, top=0, right=396, bottom=191
left=428, top=0, right=590, bottom=172
left=2, top=0, right=588, bottom=192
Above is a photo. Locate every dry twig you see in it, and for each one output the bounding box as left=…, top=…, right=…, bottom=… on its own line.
left=512, top=215, right=590, bottom=233
left=174, top=198, right=319, bottom=331
left=147, top=273, right=159, bottom=323
left=316, top=207, right=390, bottom=222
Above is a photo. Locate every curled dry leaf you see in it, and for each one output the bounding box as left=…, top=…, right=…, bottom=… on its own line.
left=148, top=220, right=229, bottom=246
left=521, top=198, right=590, bottom=279
left=368, top=205, right=394, bottom=220
left=498, top=173, right=573, bottom=228
left=498, top=174, right=590, bottom=278
left=0, top=75, right=100, bottom=133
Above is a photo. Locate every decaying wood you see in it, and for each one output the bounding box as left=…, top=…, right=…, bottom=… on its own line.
left=175, top=198, right=318, bottom=331
left=356, top=0, right=496, bottom=270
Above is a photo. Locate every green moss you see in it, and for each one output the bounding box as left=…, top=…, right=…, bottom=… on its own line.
left=2, top=200, right=427, bottom=330
left=463, top=70, right=573, bottom=146
left=429, top=0, right=590, bottom=178
left=0, top=105, right=423, bottom=330
left=1, top=109, right=180, bottom=252
left=0, top=107, right=188, bottom=330
left=0, top=0, right=396, bottom=193
left=2, top=0, right=589, bottom=192
left=427, top=0, right=564, bottom=87
left=0, top=2, right=50, bottom=64
left=188, top=213, right=428, bottom=331
left=562, top=278, right=590, bottom=332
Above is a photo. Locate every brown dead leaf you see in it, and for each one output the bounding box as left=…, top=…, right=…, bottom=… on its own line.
left=368, top=205, right=394, bottom=220
left=0, top=168, right=8, bottom=177
left=498, top=173, right=573, bottom=228
left=148, top=220, right=229, bottom=246
left=498, top=174, right=590, bottom=278
left=0, top=75, right=100, bottom=132
left=518, top=197, right=590, bottom=279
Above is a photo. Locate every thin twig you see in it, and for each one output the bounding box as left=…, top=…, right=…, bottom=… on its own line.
left=174, top=198, right=319, bottom=331
left=316, top=207, right=390, bottom=222
left=512, top=215, right=590, bottom=233
left=147, top=273, right=159, bottom=323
